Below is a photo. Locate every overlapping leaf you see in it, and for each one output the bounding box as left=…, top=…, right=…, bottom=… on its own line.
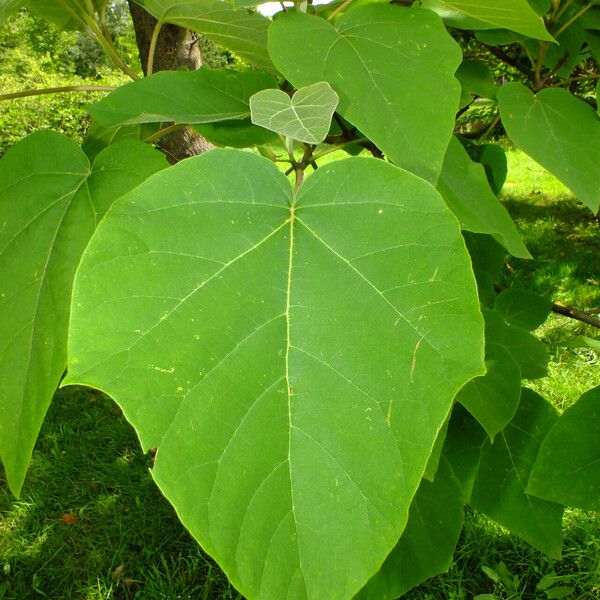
left=499, top=83, right=600, bottom=213
left=485, top=309, right=548, bottom=379
left=434, top=0, right=553, bottom=40
left=268, top=5, right=462, bottom=183
left=250, top=82, right=339, bottom=144
left=457, top=344, right=521, bottom=439
left=0, top=132, right=167, bottom=495
left=437, top=137, right=530, bottom=258
left=66, top=150, right=484, bottom=600
left=494, top=288, right=551, bottom=331
left=528, top=386, right=600, bottom=511
left=356, top=457, right=465, bottom=599
left=133, top=0, right=274, bottom=71
left=89, top=69, right=276, bottom=128
left=471, top=389, right=564, bottom=557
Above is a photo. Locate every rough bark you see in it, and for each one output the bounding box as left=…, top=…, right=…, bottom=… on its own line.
left=127, top=1, right=213, bottom=161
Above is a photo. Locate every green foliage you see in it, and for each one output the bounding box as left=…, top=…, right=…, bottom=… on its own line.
left=89, top=69, right=276, bottom=126
left=0, top=132, right=167, bottom=494
left=0, top=0, right=599, bottom=598
left=528, top=385, right=600, bottom=511
left=269, top=6, right=462, bottom=183
left=499, top=84, right=600, bottom=213
left=133, top=0, right=274, bottom=71
left=65, top=150, right=484, bottom=598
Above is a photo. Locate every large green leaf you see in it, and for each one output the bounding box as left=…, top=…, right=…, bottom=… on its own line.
left=437, top=137, right=530, bottom=258
left=437, top=0, right=553, bottom=40
left=0, top=132, right=167, bottom=496
left=268, top=5, right=462, bottom=183
left=250, top=82, right=339, bottom=144
left=470, top=389, right=564, bottom=557
left=133, top=0, right=274, bottom=71
left=356, top=456, right=465, bottom=599
left=88, top=69, right=276, bottom=128
left=527, top=386, right=600, bottom=511
left=66, top=150, right=484, bottom=600
left=498, top=83, right=600, bottom=213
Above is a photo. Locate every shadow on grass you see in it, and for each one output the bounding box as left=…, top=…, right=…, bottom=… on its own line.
left=0, top=387, right=239, bottom=600
left=500, top=194, right=600, bottom=308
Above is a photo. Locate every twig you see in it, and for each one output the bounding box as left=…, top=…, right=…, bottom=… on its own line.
left=0, top=85, right=115, bottom=101
left=147, top=21, right=163, bottom=76
left=551, top=303, right=600, bottom=329
left=553, top=1, right=594, bottom=38
left=487, top=46, right=535, bottom=81
left=327, top=0, right=354, bottom=20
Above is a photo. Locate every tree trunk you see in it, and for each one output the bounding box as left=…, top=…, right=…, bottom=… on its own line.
left=127, top=1, right=213, bottom=161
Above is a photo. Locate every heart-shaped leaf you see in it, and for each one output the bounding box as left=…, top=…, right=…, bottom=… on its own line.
left=250, top=82, right=339, bottom=144
left=0, top=132, right=167, bottom=495
left=471, top=389, right=564, bottom=558
left=498, top=83, right=600, bottom=213
left=527, top=385, right=600, bottom=511
left=268, top=5, right=462, bottom=183
left=66, top=149, right=484, bottom=600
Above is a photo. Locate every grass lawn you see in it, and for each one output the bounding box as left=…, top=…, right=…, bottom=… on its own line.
left=1, top=148, right=599, bottom=599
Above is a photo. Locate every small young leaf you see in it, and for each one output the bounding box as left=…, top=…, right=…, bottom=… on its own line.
left=250, top=82, right=339, bottom=144
left=499, top=83, right=600, bottom=213
left=527, top=385, right=600, bottom=511
left=471, top=389, right=564, bottom=558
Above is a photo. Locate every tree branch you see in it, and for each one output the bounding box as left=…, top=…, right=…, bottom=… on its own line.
left=0, top=85, right=115, bottom=101
left=487, top=45, right=535, bottom=81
